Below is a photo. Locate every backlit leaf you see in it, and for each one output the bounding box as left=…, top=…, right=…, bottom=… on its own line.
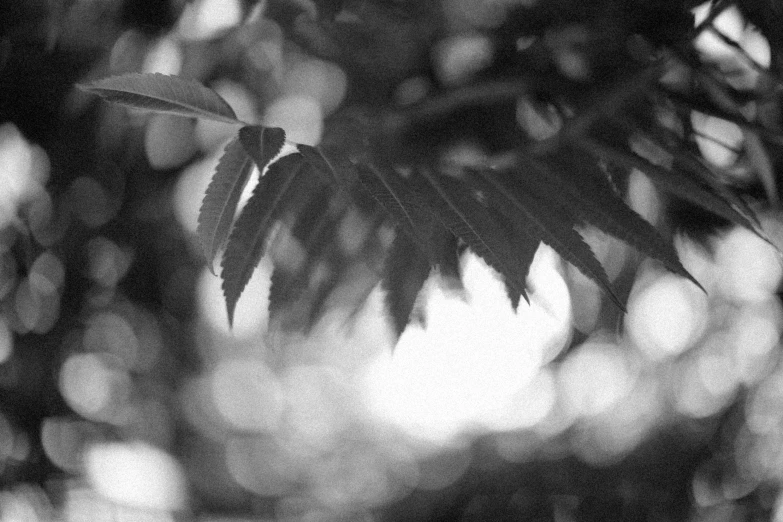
left=525, top=154, right=703, bottom=290
left=383, top=231, right=433, bottom=337
left=78, top=73, right=240, bottom=124
left=579, top=137, right=758, bottom=231
left=221, top=154, right=312, bottom=325
left=417, top=169, right=530, bottom=303
left=469, top=167, right=624, bottom=310
left=197, top=137, right=255, bottom=274
left=352, top=163, right=447, bottom=263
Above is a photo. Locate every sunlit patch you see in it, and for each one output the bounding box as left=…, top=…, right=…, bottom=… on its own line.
left=85, top=441, right=187, bottom=511
left=714, top=226, right=783, bottom=301
left=675, top=234, right=718, bottom=294
left=210, top=358, right=283, bottom=432
left=0, top=124, right=49, bottom=229
left=142, top=36, right=183, bottom=76
left=145, top=113, right=198, bottom=170
left=225, top=436, right=296, bottom=496
left=59, top=352, right=132, bottom=423
left=745, top=372, right=783, bottom=435
left=741, top=26, right=771, bottom=68
left=692, top=2, right=770, bottom=89
left=626, top=272, right=709, bottom=360
left=173, top=152, right=223, bottom=235
left=308, top=448, right=398, bottom=509
left=264, top=95, right=323, bottom=146
left=544, top=25, right=591, bottom=81
left=13, top=276, right=60, bottom=335
left=517, top=98, right=562, bottom=141
left=559, top=339, right=637, bottom=418
left=627, top=168, right=662, bottom=226
left=697, top=342, right=740, bottom=398
left=109, top=29, right=148, bottom=74
left=486, top=368, right=556, bottom=433
left=282, top=57, right=348, bottom=116
left=673, top=355, right=737, bottom=419
left=433, top=34, right=494, bottom=86
left=280, top=365, right=348, bottom=445
left=87, top=236, right=133, bottom=287
left=176, top=0, right=242, bottom=41
left=30, top=251, right=64, bottom=294
left=691, top=111, right=743, bottom=167
left=693, top=3, right=744, bottom=59
left=571, top=374, right=662, bottom=466
left=197, top=264, right=271, bottom=339
left=363, top=249, right=571, bottom=443
left=40, top=417, right=92, bottom=472
left=83, top=312, right=140, bottom=370
left=729, top=300, right=782, bottom=384
left=0, top=485, right=53, bottom=521
left=64, top=486, right=177, bottom=522
left=243, top=20, right=285, bottom=80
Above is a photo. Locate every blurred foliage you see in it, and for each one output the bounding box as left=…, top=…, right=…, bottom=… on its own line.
left=2, top=0, right=783, bottom=521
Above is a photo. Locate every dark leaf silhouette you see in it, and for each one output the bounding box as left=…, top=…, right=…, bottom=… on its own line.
left=522, top=154, right=703, bottom=291
left=221, top=154, right=313, bottom=325
left=469, top=167, right=624, bottom=310
left=197, top=138, right=255, bottom=274
left=416, top=169, right=529, bottom=303
left=197, top=127, right=286, bottom=274
left=78, top=73, right=240, bottom=124
left=352, top=163, right=448, bottom=263
left=383, top=231, right=432, bottom=337
left=579, top=137, right=758, bottom=232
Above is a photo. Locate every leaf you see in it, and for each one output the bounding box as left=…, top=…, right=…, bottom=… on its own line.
left=352, top=163, right=447, bottom=263
left=267, top=189, right=343, bottom=322
left=238, top=126, right=287, bottom=173
left=297, top=144, right=347, bottom=187
left=579, top=137, right=758, bottom=232
left=382, top=231, right=432, bottom=337
left=437, top=232, right=464, bottom=290
left=221, top=154, right=312, bottom=325
left=620, top=118, right=762, bottom=228
left=197, top=138, right=256, bottom=274
left=416, top=169, right=530, bottom=302
left=489, top=206, right=539, bottom=310
left=468, top=167, right=624, bottom=310
left=78, top=73, right=240, bottom=124
left=525, top=154, right=703, bottom=291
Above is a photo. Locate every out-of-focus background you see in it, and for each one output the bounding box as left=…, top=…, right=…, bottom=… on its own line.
left=2, top=0, right=783, bottom=520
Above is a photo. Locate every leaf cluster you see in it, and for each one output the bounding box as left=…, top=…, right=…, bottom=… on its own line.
left=77, top=1, right=780, bottom=338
